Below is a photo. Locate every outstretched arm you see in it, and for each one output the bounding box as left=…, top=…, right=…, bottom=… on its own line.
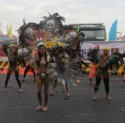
left=2, top=44, right=8, bottom=55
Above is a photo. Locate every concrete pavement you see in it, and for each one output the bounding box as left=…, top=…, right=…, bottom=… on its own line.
left=0, top=74, right=125, bottom=123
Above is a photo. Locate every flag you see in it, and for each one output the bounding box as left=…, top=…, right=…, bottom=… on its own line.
left=8, top=24, right=13, bottom=38
left=109, top=19, right=118, bottom=41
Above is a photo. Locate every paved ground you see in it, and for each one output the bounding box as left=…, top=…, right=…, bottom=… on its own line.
left=0, top=73, right=125, bottom=123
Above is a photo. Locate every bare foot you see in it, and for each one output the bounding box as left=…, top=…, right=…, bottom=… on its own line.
left=36, top=106, right=43, bottom=111
left=18, top=88, right=23, bottom=93
left=3, top=87, right=6, bottom=92
left=106, top=96, right=112, bottom=101
left=49, top=92, right=54, bottom=96
left=93, top=96, right=98, bottom=101
left=42, top=106, right=48, bottom=112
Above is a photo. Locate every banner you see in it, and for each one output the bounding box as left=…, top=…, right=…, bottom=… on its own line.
left=80, top=41, right=125, bottom=74
left=81, top=41, right=125, bottom=58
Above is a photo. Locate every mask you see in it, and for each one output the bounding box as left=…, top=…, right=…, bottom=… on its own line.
left=64, top=31, right=76, bottom=43
left=25, top=27, right=34, bottom=39
left=46, top=19, right=55, bottom=32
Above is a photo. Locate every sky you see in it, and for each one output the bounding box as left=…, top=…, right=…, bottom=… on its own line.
left=0, top=0, right=125, bottom=39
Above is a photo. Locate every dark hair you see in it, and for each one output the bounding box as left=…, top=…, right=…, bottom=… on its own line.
left=36, top=45, right=48, bottom=67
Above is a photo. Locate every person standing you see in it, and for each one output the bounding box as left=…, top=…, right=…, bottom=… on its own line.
left=93, top=46, right=112, bottom=101
left=3, top=44, right=22, bottom=92
left=31, top=43, right=50, bottom=111
left=88, top=45, right=99, bottom=84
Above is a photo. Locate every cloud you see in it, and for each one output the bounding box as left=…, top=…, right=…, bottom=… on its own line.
left=0, top=0, right=125, bottom=37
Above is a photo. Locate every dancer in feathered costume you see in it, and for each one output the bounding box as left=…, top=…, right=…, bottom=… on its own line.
left=110, top=48, right=125, bottom=82
left=17, top=12, right=84, bottom=110
left=114, top=49, right=125, bottom=83
left=48, top=25, right=85, bottom=97
left=92, top=46, right=121, bottom=101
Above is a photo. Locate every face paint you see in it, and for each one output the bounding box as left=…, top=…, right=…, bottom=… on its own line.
left=64, top=31, right=77, bottom=43
left=46, top=19, right=55, bottom=32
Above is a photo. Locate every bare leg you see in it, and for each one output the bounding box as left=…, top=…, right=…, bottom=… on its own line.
left=42, top=81, right=49, bottom=111
left=93, top=76, right=101, bottom=101
left=49, top=79, right=57, bottom=96
left=36, top=78, right=43, bottom=111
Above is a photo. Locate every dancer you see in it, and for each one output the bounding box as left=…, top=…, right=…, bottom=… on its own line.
left=88, top=45, right=99, bottom=84
left=93, top=46, right=115, bottom=101
left=3, top=44, right=22, bottom=92
left=17, top=12, right=85, bottom=111
left=31, top=43, right=50, bottom=111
